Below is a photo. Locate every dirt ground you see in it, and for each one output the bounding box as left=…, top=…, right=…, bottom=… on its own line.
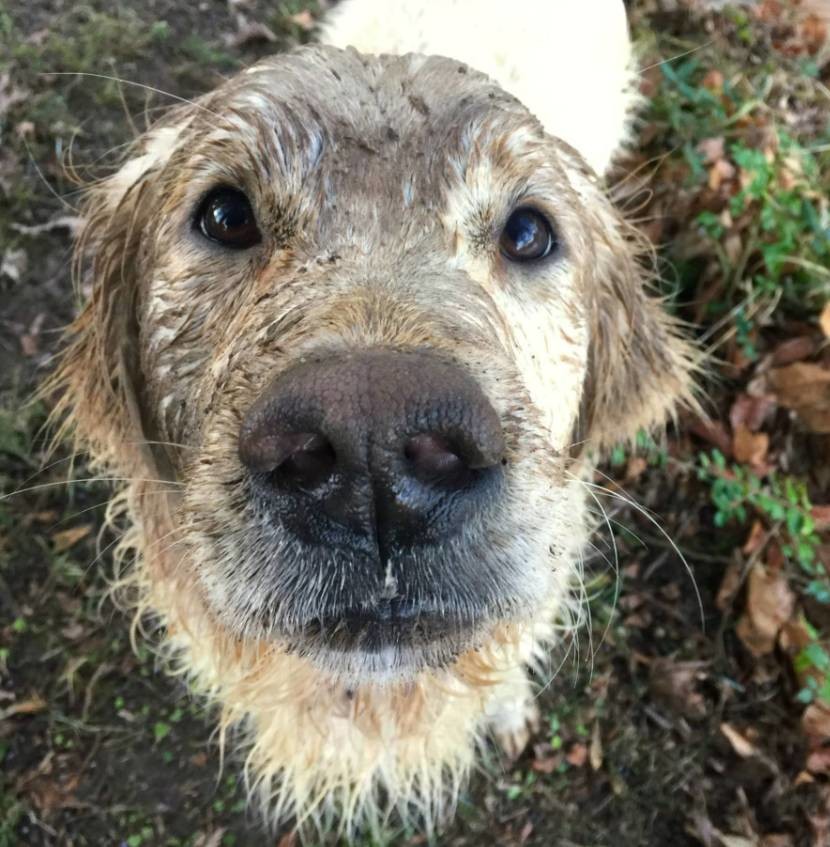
left=1, top=1, right=830, bottom=845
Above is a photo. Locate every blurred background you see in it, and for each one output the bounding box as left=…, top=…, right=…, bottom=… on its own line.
left=0, top=1, right=829, bottom=844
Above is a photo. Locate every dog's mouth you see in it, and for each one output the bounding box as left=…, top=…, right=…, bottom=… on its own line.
left=280, top=599, right=487, bottom=679
left=294, top=600, right=477, bottom=652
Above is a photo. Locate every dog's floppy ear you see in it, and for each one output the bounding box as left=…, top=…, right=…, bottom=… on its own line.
left=47, top=126, right=181, bottom=478
left=575, top=175, right=699, bottom=453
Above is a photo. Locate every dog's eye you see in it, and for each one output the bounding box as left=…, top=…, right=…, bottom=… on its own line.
left=197, top=188, right=261, bottom=249
left=499, top=207, right=557, bottom=262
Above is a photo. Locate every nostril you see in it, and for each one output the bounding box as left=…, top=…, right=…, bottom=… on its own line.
left=240, top=430, right=337, bottom=490
left=275, top=433, right=336, bottom=488
left=403, top=433, right=471, bottom=488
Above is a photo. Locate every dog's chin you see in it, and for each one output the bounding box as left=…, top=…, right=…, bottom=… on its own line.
left=280, top=603, right=489, bottom=685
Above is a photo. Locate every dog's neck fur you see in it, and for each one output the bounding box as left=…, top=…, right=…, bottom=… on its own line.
left=124, top=475, right=589, bottom=833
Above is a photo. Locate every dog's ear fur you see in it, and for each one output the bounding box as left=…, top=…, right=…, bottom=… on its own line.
left=572, top=167, right=699, bottom=452
left=46, top=126, right=181, bottom=477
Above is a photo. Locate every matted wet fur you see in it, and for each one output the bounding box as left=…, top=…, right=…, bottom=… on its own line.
left=46, top=1, right=698, bottom=839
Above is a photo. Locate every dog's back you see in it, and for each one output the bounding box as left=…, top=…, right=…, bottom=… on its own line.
left=322, top=0, right=635, bottom=175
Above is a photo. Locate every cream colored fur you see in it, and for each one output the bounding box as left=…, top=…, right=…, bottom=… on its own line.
left=322, top=0, right=636, bottom=175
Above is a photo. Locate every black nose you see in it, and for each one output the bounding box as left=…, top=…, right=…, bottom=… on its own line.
left=238, top=350, right=505, bottom=558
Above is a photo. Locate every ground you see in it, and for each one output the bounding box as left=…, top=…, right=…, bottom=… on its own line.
left=1, top=1, right=829, bottom=845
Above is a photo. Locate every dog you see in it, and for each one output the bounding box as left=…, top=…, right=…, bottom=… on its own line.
left=49, top=0, right=696, bottom=837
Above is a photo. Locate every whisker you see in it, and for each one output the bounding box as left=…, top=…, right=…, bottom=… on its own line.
left=21, top=136, right=78, bottom=212
left=572, top=473, right=705, bottom=631
left=638, top=41, right=714, bottom=75
left=0, top=477, right=184, bottom=502
left=43, top=489, right=182, bottom=533
left=42, top=72, right=221, bottom=117
left=579, top=482, right=622, bottom=657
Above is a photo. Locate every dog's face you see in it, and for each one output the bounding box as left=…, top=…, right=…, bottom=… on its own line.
left=57, top=47, right=692, bottom=686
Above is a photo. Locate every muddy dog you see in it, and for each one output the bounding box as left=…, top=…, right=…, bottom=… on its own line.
left=49, top=0, right=696, bottom=836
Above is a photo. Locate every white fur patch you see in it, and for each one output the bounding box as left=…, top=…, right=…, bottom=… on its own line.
left=322, top=0, right=635, bottom=175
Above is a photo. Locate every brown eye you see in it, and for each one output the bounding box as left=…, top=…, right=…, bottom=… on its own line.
left=197, top=187, right=261, bottom=249
left=499, top=207, right=557, bottom=262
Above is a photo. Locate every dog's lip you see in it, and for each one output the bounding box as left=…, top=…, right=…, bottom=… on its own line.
left=292, top=600, right=477, bottom=652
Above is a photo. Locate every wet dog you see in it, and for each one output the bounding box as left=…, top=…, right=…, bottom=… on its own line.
left=50, top=0, right=696, bottom=836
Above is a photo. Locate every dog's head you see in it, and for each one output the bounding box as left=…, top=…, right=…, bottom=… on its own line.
left=54, top=46, right=694, bottom=684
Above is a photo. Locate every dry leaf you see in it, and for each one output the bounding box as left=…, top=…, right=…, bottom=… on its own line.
left=806, top=747, right=830, bottom=775
left=735, top=565, right=795, bottom=657
left=733, top=424, right=769, bottom=467
left=26, top=774, right=81, bottom=814
left=51, top=525, right=93, bottom=552
left=730, top=393, right=777, bottom=432
left=649, top=658, right=708, bottom=719
left=820, top=302, right=830, bottom=339
left=771, top=336, right=818, bottom=366
left=718, top=834, right=757, bottom=847
left=768, top=362, right=830, bottom=433
left=716, top=557, right=745, bottom=611
left=800, top=13, right=828, bottom=52
left=290, top=10, right=315, bottom=30
left=721, top=722, right=758, bottom=758
left=709, top=158, right=736, bottom=191
left=590, top=720, right=603, bottom=770
left=742, top=520, right=768, bottom=556
left=0, top=72, right=29, bottom=119
left=530, top=743, right=560, bottom=773
left=698, top=136, right=726, bottom=163
left=227, top=21, right=277, bottom=47
left=803, top=703, right=830, bottom=743
left=565, top=743, right=588, bottom=767
left=689, top=415, right=733, bottom=456
left=702, top=69, right=724, bottom=92
left=624, top=455, right=648, bottom=482
left=0, top=693, right=47, bottom=720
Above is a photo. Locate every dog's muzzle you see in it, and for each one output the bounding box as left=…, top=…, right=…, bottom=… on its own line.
left=237, top=348, right=506, bottom=653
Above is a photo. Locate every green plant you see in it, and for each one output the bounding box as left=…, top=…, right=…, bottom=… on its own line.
left=697, top=449, right=822, bottom=577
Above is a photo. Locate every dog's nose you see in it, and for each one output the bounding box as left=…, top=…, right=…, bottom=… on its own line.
left=238, top=350, right=505, bottom=555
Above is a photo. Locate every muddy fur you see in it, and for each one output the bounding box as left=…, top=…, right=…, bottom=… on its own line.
left=45, top=6, right=698, bottom=839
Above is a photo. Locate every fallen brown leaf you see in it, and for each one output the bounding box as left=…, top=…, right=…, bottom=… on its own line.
left=590, top=720, right=603, bottom=770
left=702, top=69, right=724, bottom=92
left=803, top=703, right=830, bottom=744
left=227, top=21, right=277, bottom=47
left=689, top=415, right=732, bottom=456
left=698, top=136, right=726, bottom=163
left=730, top=392, right=777, bottom=432
left=716, top=556, right=745, bottom=611
left=733, top=424, right=769, bottom=467
left=289, top=10, right=315, bottom=30
left=760, top=836, right=794, bottom=847
left=768, top=362, right=830, bottom=433
left=807, top=747, right=830, bottom=775
left=771, top=336, right=818, bottom=366
left=0, top=693, right=47, bottom=720
left=51, top=524, right=93, bottom=552
left=820, top=302, right=830, bottom=339
left=721, top=722, right=758, bottom=758
left=565, top=743, right=588, bottom=767
left=649, top=658, right=708, bottom=719
left=736, top=565, right=795, bottom=657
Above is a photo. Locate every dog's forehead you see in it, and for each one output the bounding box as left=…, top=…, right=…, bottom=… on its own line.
left=200, top=45, right=540, bottom=162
